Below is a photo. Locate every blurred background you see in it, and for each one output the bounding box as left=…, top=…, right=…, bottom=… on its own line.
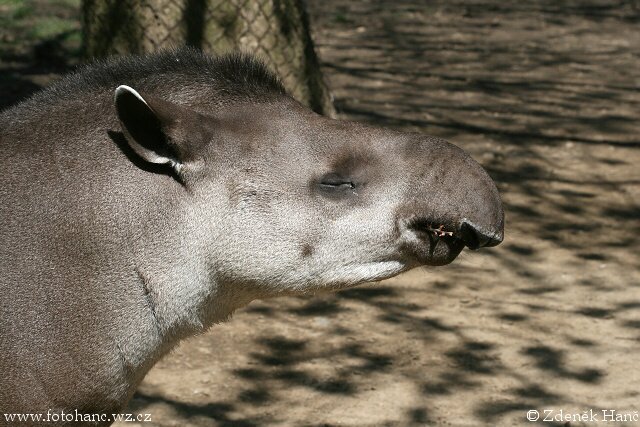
left=2, top=1, right=639, bottom=426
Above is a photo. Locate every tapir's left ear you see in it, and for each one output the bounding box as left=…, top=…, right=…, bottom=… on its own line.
left=114, top=85, right=210, bottom=171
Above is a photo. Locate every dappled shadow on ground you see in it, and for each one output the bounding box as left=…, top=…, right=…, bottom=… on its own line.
left=131, top=278, right=628, bottom=425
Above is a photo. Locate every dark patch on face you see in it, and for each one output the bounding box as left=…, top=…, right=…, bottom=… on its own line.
left=311, top=150, right=381, bottom=203
left=301, top=243, right=314, bottom=258
left=330, top=151, right=375, bottom=177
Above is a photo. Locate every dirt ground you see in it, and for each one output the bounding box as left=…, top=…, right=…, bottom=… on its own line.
left=2, top=1, right=639, bottom=426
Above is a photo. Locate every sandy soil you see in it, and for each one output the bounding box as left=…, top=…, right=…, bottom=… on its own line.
left=2, top=1, right=639, bottom=426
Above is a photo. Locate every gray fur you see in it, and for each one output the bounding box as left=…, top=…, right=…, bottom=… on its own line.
left=0, top=48, right=503, bottom=425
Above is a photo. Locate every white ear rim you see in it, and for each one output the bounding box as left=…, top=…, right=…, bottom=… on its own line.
left=115, top=84, right=149, bottom=106
left=114, top=85, right=183, bottom=172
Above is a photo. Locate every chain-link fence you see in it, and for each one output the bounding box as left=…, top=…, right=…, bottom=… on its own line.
left=83, top=0, right=335, bottom=116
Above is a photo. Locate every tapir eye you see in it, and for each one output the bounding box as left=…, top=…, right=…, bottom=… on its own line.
left=317, top=172, right=357, bottom=196
left=320, top=173, right=355, bottom=188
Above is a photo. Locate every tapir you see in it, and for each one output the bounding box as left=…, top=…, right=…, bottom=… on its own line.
left=0, top=48, right=503, bottom=424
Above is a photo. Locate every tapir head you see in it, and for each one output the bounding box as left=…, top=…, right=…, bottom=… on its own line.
left=114, top=76, right=503, bottom=298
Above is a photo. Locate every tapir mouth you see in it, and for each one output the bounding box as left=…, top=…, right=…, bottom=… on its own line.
left=409, top=218, right=503, bottom=250
left=401, top=217, right=502, bottom=266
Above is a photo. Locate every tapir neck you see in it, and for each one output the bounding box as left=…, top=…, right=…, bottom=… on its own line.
left=123, top=178, right=244, bottom=348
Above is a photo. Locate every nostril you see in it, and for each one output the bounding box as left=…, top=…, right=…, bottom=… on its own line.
left=459, top=220, right=503, bottom=249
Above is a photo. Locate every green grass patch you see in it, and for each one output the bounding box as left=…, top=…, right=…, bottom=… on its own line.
left=28, top=16, right=77, bottom=39
left=333, top=12, right=352, bottom=24
left=0, top=0, right=81, bottom=58
left=0, top=0, right=32, bottom=23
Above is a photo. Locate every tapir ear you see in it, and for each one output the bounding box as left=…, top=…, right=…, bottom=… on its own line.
left=114, top=85, right=209, bottom=170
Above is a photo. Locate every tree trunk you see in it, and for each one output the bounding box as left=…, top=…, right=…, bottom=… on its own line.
left=82, top=0, right=335, bottom=116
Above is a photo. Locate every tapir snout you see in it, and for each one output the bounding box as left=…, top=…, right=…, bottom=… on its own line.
left=395, top=136, right=504, bottom=266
